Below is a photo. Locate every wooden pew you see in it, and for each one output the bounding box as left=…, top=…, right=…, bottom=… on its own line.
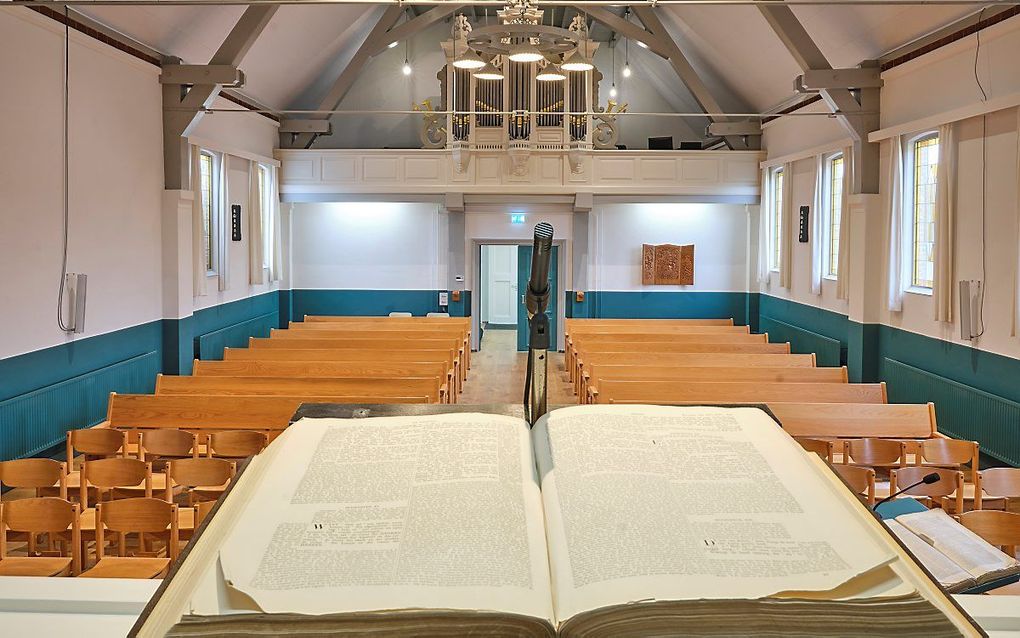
left=769, top=402, right=938, bottom=439
left=285, top=322, right=471, bottom=370
left=594, top=380, right=887, bottom=405
left=564, top=318, right=734, bottom=326
left=155, top=374, right=447, bottom=404
left=572, top=342, right=792, bottom=388
left=305, top=316, right=471, bottom=324
left=248, top=337, right=465, bottom=390
left=103, top=393, right=429, bottom=441
left=572, top=351, right=817, bottom=396
left=193, top=359, right=454, bottom=399
left=583, top=365, right=848, bottom=404
left=564, top=324, right=752, bottom=370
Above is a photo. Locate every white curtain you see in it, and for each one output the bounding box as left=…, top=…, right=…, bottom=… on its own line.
left=1012, top=108, right=1020, bottom=336
left=835, top=145, right=853, bottom=301
left=248, top=160, right=265, bottom=285
left=189, top=144, right=207, bottom=297
left=779, top=161, right=794, bottom=289
left=886, top=136, right=905, bottom=312
left=932, top=123, right=957, bottom=322
left=810, top=154, right=825, bottom=295
left=269, top=165, right=283, bottom=282
left=757, top=167, right=771, bottom=284
left=216, top=153, right=231, bottom=291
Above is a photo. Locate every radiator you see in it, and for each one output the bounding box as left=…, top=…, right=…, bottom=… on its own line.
left=195, top=311, right=279, bottom=361
left=0, top=350, right=159, bottom=461
left=883, top=357, right=1020, bottom=467
left=758, top=315, right=843, bottom=368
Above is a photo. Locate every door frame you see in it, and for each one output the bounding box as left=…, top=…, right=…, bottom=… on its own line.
left=469, top=238, right=568, bottom=352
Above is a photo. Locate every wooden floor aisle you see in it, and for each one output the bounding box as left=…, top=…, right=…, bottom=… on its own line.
left=458, top=327, right=576, bottom=406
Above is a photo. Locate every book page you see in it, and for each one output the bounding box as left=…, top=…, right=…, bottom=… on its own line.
left=897, top=509, right=1019, bottom=579
left=219, top=415, right=553, bottom=624
left=885, top=520, right=973, bottom=590
left=533, top=405, right=898, bottom=622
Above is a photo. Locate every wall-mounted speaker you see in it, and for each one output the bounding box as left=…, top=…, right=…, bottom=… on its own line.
left=65, top=273, right=88, bottom=334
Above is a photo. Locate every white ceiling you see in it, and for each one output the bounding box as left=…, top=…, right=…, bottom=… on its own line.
left=78, top=3, right=985, bottom=115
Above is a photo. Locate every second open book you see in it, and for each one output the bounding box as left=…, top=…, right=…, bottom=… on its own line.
left=156, top=406, right=979, bottom=637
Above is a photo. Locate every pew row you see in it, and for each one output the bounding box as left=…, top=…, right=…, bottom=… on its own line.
left=155, top=374, right=447, bottom=404
left=770, top=402, right=939, bottom=439
left=583, top=365, right=849, bottom=404
left=594, top=380, right=887, bottom=405
left=282, top=322, right=471, bottom=370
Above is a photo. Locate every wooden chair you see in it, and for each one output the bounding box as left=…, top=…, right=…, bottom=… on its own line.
left=80, top=498, right=179, bottom=579
left=0, top=459, right=66, bottom=500
left=195, top=500, right=217, bottom=528
left=832, top=465, right=877, bottom=507
left=207, top=431, right=267, bottom=460
left=0, top=498, right=81, bottom=576
left=166, top=458, right=235, bottom=506
left=843, top=438, right=908, bottom=469
left=958, top=510, right=1020, bottom=558
left=139, top=429, right=199, bottom=465
left=976, top=468, right=1020, bottom=511
left=79, top=458, right=153, bottom=508
left=67, top=428, right=127, bottom=464
left=919, top=438, right=980, bottom=473
left=889, top=466, right=964, bottom=513
left=795, top=438, right=834, bottom=463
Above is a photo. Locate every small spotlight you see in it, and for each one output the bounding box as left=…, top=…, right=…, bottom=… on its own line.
left=388, top=41, right=399, bottom=49
left=636, top=41, right=649, bottom=49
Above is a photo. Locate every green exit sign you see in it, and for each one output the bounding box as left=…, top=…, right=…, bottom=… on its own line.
left=510, top=213, right=526, bottom=224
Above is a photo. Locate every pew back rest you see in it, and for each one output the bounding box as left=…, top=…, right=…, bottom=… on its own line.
left=194, top=359, right=449, bottom=379
left=155, top=374, right=443, bottom=402
left=768, top=402, right=937, bottom=439
left=598, top=381, right=886, bottom=404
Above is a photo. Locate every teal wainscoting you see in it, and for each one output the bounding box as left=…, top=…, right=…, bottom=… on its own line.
left=583, top=291, right=752, bottom=325
left=291, top=289, right=444, bottom=319
left=0, top=349, right=160, bottom=461
left=758, top=315, right=843, bottom=367
left=447, top=291, right=471, bottom=318
left=195, top=311, right=278, bottom=361
left=565, top=291, right=591, bottom=319
left=188, top=291, right=282, bottom=368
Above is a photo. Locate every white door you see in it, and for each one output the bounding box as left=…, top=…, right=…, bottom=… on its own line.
left=486, top=245, right=518, bottom=325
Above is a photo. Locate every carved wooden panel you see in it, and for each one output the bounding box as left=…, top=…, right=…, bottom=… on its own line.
left=642, top=243, right=694, bottom=285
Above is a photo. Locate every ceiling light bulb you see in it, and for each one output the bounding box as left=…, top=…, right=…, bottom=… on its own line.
left=622, top=63, right=631, bottom=78
left=536, top=65, right=566, bottom=81
left=508, top=41, right=544, bottom=63
left=388, top=41, right=399, bottom=49
left=402, top=60, right=412, bottom=76
left=473, top=62, right=505, bottom=81
left=561, top=49, right=593, bottom=72
left=609, top=84, right=617, bottom=98
left=453, top=49, right=486, bottom=70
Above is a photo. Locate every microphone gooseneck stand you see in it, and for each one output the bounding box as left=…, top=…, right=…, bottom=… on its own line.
left=524, top=222, right=554, bottom=426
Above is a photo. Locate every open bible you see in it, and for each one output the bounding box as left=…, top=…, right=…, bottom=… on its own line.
left=886, top=509, right=1020, bottom=593
left=140, top=405, right=980, bottom=637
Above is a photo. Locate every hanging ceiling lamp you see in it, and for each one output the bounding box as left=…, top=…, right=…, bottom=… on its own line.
left=508, top=39, right=544, bottom=63
left=474, top=60, right=505, bottom=80
left=453, top=48, right=486, bottom=69
left=560, top=47, right=593, bottom=72
left=536, top=64, right=565, bottom=81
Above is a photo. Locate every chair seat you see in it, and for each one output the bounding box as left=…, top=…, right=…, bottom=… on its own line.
left=0, top=556, right=72, bottom=577
left=79, top=507, right=194, bottom=532
left=79, top=557, right=168, bottom=579
left=57, top=471, right=168, bottom=493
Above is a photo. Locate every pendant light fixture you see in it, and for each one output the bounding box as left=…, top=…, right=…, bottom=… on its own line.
left=608, top=42, right=617, bottom=98
left=561, top=11, right=593, bottom=71
left=622, top=38, right=631, bottom=77
left=402, top=37, right=412, bottom=76
left=536, top=63, right=566, bottom=81
left=453, top=15, right=486, bottom=69
left=508, top=39, right=544, bottom=63
left=474, top=60, right=505, bottom=81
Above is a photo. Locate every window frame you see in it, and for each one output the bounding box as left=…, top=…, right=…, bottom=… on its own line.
left=902, top=131, right=939, bottom=295
left=199, top=150, right=220, bottom=276
left=770, top=167, right=784, bottom=273
left=258, top=163, right=273, bottom=271
left=822, top=152, right=844, bottom=281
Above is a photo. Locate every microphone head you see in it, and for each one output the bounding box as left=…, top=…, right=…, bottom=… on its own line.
left=922, top=472, right=941, bottom=484
left=534, top=222, right=553, bottom=250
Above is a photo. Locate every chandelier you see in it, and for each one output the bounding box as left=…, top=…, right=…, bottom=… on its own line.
left=452, top=0, right=596, bottom=76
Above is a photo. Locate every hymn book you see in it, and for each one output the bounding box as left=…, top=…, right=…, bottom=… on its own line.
left=137, top=406, right=981, bottom=637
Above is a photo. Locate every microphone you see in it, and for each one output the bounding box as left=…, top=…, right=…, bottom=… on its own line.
left=873, top=472, right=941, bottom=509
left=526, top=222, right=554, bottom=319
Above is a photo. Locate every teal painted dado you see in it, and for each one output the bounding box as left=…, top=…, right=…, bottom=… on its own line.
left=291, top=289, right=446, bottom=320
left=566, top=291, right=753, bottom=325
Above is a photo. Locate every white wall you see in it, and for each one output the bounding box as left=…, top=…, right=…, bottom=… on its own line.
left=760, top=17, right=1020, bottom=361
left=289, top=202, right=443, bottom=289
left=589, top=203, right=751, bottom=292
left=0, top=8, right=164, bottom=359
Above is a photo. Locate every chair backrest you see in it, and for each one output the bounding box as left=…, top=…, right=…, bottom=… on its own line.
left=977, top=468, right=1020, bottom=501
left=890, top=466, right=964, bottom=500
left=166, top=458, right=235, bottom=500
left=920, top=438, right=979, bottom=469
left=67, top=428, right=125, bottom=463
left=795, top=438, right=833, bottom=463
left=80, top=458, right=151, bottom=507
left=958, top=510, right=1020, bottom=555
left=208, top=431, right=267, bottom=459
left=0, top=497, right=81, bottom=574
left=139, top=429, right=198, bottom=461
left=0, top=459, right=66, bottom=499
left=96, top=498, right=179, bottom=561
left=195, top=500, right=217, bottom=527
left=844, top=438, right=906, bottom=466
left=832, top=465, right=877, bottom=507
